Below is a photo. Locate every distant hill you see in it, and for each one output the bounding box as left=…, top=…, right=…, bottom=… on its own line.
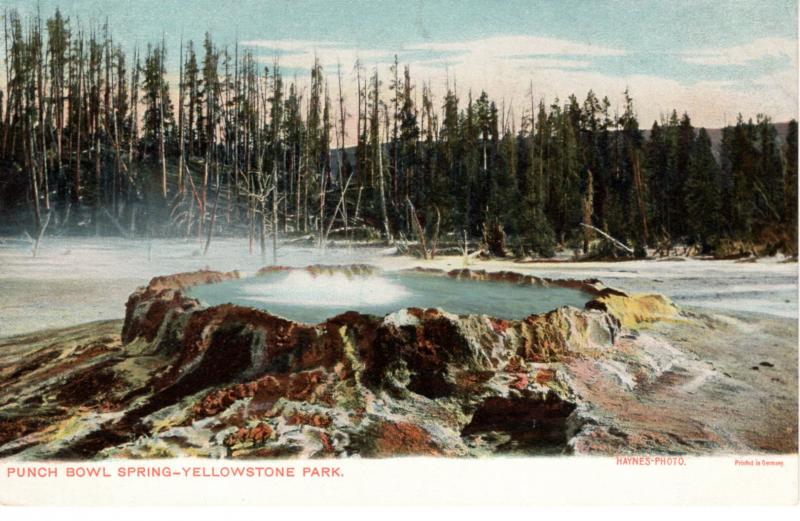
left=643, top=121, right=792, bottom=159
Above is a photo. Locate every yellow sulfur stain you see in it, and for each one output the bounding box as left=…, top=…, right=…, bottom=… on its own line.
left=597, top=293, right=682, bottom=329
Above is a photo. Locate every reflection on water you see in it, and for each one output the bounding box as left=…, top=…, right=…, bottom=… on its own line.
left=186, top=270, right=593, bottom=324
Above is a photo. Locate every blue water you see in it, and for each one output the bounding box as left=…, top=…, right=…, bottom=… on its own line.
left=186, top=270, right=592, bottom=324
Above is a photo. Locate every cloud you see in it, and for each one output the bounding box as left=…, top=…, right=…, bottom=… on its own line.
left=406, top=35, right=627, bottom=58
left=232, top=35, right=796, bottom=144
left=242, top=39, right=396, bottom=70
left=241, top=39, right=342, bottom=51
left=241, top=35, right=623, bottom=72
left=682, top=37, right=796, bottom=66
left=509, top=57, right=591, bottom=69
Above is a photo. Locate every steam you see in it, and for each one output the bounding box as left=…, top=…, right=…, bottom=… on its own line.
left=241, top=271, right=411, bottom=307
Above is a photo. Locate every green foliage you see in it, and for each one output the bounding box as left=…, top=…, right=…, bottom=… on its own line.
left=522, top=202, right=556, bottom=258
left=784, top=120, right=798, bottom=255
left=140, top=43, right=174, bottom=154
left=685, top=129, right=722, bottom=250
left=0, top=6, right=795, bottom=257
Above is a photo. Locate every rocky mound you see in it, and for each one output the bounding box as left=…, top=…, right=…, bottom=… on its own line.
left=0, top=265, right=705, bottom=459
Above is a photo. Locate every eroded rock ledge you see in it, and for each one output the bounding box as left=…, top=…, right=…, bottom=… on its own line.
left=0, top=265, right=686, bottom=459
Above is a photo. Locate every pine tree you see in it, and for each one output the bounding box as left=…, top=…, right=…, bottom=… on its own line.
left=783, top=120, right=797, bottom=254
left=685, top=128, right=722, bottom=250
left=140, top=43, right=173, bottom=156
left=398, top=65, right=419, bottom=211
left=0, top=6, right=795, bottom=256
left=645, top=121, right=669, bottom=239
left=521, top=97, right=556, bottom=257
left=753, top=115, right=784, bottom=226
left=47, top=9, right=70, bottom=205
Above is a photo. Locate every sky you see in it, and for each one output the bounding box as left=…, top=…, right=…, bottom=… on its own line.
left=2, top=0, right=798, bottom=134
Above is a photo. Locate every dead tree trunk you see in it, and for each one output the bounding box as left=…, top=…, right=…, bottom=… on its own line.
left=580, top=223, right=633, bottom=254
left=177, top=37, right=185, bottom=193
left=203, top=176, right=221, bottom=256
left=158, top=39, right=168, bottom=201
left=630, top=147, right=648, bottom=249
left=377, top=125, right=391, bottom=241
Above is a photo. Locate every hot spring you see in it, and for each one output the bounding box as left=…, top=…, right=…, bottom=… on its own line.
left=185, top=268, right=594, bottom=324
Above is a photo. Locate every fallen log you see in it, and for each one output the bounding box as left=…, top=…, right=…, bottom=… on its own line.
left=103, top=207, right=132, bottom=239
left=580, top=223, right=633, bottom=254
left=32, top=210, right=52, bottom=258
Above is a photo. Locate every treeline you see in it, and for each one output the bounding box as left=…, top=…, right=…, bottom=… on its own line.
left=0, top=8, right=796, bottom=257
